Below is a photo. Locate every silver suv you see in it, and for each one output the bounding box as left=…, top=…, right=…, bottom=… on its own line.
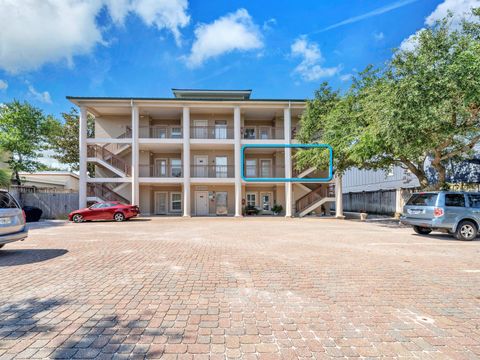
left=0, top=190, right=28, bottom=248
left=400, top=191, right=480, bottom=241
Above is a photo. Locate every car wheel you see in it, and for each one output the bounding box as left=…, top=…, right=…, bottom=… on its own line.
left=114, top=212, right=125, bottom=222
left=72, top=214, right=84, bottom=223
left=413, top=226, right=432, bottom=235
left=455, top=221, right=478, bottom=241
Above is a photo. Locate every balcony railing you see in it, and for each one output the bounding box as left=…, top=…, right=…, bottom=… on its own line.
left=87, top=145, right=131, bottom=176
left=191, top=165, right=235, bottom=178
left=242, top=127, right=284, bottom=140
left=244, top=166, right=285, bottom=178
left=190, top=126, right=234, bottom=139
left=139, top=164, right=182, bottom=178
left=139, top=126, right=182, bottom=139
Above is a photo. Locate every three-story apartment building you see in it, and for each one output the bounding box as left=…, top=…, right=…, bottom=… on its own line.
left=68, top=89, right=343, bottom=217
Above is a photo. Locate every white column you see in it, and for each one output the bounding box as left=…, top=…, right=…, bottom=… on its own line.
left=131, top=104, right=139, bottom=205
left=284, top=107, right=292, bottom=217
left=79, top=107, right=88, bottom=209
left=234, top=106, right=242, bottom=217
left=335, top=174, right=345, bottom=219
left=183, top=107, right=191, bottom=217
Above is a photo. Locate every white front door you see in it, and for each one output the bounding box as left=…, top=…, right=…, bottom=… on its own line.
left=194, top=155, right=208, bottom=177
left=260, top=192, right=272, bottom=211
left=193, top=120, right=208, bottom=138
left=154, top=192, right=167, bottom=215
left=195, top=191, right=209, bottom=216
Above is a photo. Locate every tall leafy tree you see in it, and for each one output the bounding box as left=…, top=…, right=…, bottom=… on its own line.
left=0, top=100, right=58, bottom=184
left=47, top=108, right=94, bottom=171
left=297, top=9, right=480, bottom=190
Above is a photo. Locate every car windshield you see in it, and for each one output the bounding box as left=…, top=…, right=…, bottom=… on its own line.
left=407, top=193, right=438, bottom=206
left=0, top=192, right=19, bottom=209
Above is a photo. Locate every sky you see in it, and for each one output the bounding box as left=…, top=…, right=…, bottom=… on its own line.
left=0, top=0, right=479, bottom=119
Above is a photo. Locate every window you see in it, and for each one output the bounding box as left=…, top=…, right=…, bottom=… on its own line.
left=468, top=194, right=480, bottom=208
left=152, top=126, right=167, bottom=139
left=171, top=193, right=182, bottom=212
left=246, top=193, right=256, bottom=207
left=445, top=194, right=465, bottom=207
left=407, top=193, right=438, bottom=206
left=171, top=159, right=182, bottom=177
left=244, top=127, right=256, bottom=139
left=0, top=192, right=18, bottom=209
left=245, top=159, right=256, bottom=177
left=215, top=156, right=228, bottom=178
left=170, top=127, right=182, bottom=138
left=260, top=159, right=271, bottom=178
left=214, top=121, right=227, bottom=139
left=259, top=127, right=271, bottom=139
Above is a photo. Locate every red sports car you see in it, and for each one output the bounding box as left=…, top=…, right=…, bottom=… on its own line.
left=69, top=202, right=139, bottom=223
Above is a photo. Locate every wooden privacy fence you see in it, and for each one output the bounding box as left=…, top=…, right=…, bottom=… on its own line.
left=9, top=187, right=79, bottom=219
left=343, top=189, right=397, bottom=214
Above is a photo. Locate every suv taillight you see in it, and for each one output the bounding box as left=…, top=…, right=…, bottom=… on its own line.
left=434, top=207, right=444, bottom=217
left=22, top=210, right=26, bottom=222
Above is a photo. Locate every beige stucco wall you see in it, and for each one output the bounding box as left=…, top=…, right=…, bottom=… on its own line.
left=190, top=185, right=235, bottom=216
left=141, top=184, right=183, bottom=215
left=95, top=115, right=131, bottom=138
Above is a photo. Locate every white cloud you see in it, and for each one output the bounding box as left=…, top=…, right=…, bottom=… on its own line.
left=374, top=32, right=385, bottom=41
left=340, top=73, right=353, bottom=82
left=186, top=8, right=263, bottom=68
left=0, top=0, right=190, bottom=73
left=263, top=18, right=277, bottom=31
left=132, top=0, right=190, bottom=45
left=426, top=0, right=480, bottom=26
left=400, top=0, right=480, bottom=51
left=27, top=84, right=52, bottom=104
left=290, top=36, right=341, bottom=82
left=0, top=80, right=7, bottom=91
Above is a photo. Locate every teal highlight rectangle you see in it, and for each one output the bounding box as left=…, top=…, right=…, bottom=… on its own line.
left=241, top=144, right=333, bottom=182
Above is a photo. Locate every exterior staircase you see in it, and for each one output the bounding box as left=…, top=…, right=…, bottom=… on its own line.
left=87, top=144, right=131, bottom=177
left=295, top=185, right=335, bottom=217
left=294, top=166, right=335, bottom=217
left=87, top=183, right=130, bottom=204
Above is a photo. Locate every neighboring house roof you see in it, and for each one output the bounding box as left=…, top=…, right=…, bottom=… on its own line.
left=18, top=171, right=79, bottom=179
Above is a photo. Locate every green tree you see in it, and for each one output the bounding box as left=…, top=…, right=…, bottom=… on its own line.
left=297, top=9, right=480, bottom=190
left=0, top=100, right=58, bottom=184
left=0, top=169, right=10, bottom=189
left=47, top=108, right=94, bottom=171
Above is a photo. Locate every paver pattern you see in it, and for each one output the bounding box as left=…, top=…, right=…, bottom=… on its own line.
left=0, top=217, right=479, bottom=359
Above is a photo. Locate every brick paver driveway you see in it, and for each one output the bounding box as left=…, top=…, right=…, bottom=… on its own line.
left=0, top=218, right=479, bottom=359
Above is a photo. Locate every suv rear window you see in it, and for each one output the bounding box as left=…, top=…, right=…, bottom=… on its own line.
left=0, top=192, right=19, bottom=209
left=445, top=194, right=465, bottom=207
left=468, top=194, right=480, bottom=208
left=407, top=193, right=438, bottom=206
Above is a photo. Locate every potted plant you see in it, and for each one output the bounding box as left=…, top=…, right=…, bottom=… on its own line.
left=272, top=204, right=283, bottom=216
left=360, top=209, right=368, bottom=221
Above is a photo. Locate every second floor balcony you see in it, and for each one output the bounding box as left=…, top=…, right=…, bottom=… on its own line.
left=242, top=126, right=284, bottom=140
left=139, top=125, right=182, bottom=139
left=190, top=126, right=234, bottom=140
left=139, top=163, right=183, bottom=178
left=191, top=165, right=235, bottom=178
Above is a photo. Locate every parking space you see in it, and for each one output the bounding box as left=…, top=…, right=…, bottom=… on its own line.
left=0, top=218, right=479, bottom=359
